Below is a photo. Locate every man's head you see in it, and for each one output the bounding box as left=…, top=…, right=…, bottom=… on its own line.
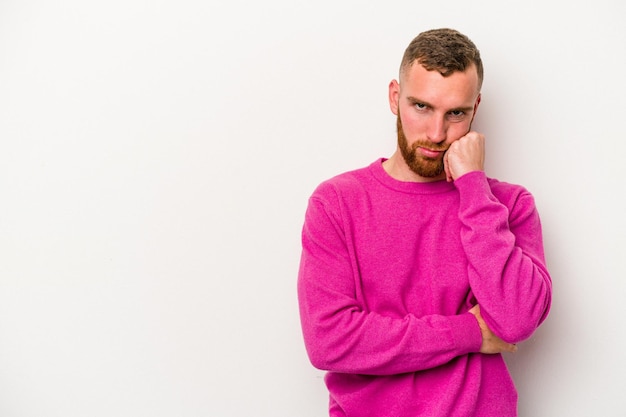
left=399, top=28, right=483, bottom=91
left=387, top=29, right=483, bottom=181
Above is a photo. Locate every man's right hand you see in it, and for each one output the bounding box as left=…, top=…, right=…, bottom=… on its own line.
left=469, top=305, right=517, bottom=354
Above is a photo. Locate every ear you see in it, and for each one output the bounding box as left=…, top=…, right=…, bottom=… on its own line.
left=469, top=93, right=481, bottom=124
left=473, top=93, right=481, bottom=114
left=388, top=79, right=400, bottom=115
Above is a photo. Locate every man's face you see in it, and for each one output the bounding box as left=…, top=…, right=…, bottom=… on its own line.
left=389, top=62, right=481, bottom=181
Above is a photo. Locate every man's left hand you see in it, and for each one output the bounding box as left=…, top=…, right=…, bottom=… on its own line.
left=444, top=131, right=485, bottom=182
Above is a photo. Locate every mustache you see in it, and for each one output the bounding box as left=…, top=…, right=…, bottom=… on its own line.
left=396, top=115, right=450, bottom=153
left=411, top=142, right=449, bottom=152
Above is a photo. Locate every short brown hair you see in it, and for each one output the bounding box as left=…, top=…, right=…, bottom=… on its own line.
left=400, top=28, right=483, bottom=90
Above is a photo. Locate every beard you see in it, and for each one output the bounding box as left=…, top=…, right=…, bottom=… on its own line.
left=396, top=114, right=448, bottom=178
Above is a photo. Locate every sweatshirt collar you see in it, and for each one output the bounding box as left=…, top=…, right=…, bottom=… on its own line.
left=370, top=158, right=457, bottom=194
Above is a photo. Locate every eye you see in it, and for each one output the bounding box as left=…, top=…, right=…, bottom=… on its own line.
left=447, top=110, right=467, bottom=121
left=414, top=102, right=427, bottom=110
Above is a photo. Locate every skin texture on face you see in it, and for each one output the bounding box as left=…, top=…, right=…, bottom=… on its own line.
left=385, top=62, right=481, bottom=182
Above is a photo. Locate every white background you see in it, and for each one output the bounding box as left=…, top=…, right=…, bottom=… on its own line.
left=0, top=1, right=624, bottom=416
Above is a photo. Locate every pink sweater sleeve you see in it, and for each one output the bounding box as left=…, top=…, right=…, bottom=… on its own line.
left=455, top=171, right=552, bottom=343
left=297, top=194, right=482, bottom=376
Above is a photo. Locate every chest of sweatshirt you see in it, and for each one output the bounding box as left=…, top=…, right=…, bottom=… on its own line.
left=312, top=160, right=521, bottom=321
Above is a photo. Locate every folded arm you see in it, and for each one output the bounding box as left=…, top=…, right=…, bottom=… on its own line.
left=456, top=172, right=552, bottom=343
left=297, top=195, right=484, bottom=375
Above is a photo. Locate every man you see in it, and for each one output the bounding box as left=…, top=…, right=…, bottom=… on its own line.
left=297, top=28, right=552, bottom=417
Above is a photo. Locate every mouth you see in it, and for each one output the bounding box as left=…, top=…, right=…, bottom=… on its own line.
left=418, top=147, right=446, bottom=158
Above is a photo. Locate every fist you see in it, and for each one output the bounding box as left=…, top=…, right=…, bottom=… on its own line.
left=444, top=132, right=485, bottom=182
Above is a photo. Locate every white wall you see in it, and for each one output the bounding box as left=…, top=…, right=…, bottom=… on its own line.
left=0, top=1, right=624, bottom=416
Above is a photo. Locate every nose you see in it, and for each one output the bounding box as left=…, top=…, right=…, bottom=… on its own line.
left=426, top=115, right=447, bottom=144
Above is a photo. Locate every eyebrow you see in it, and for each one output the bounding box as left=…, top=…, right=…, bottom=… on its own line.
left=406, top=96, right=474, bottom=113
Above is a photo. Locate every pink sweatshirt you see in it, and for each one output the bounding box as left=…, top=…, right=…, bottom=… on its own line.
left=298, top=159, right=551, bottom=417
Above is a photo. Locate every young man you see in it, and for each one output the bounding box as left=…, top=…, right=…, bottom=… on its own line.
left=297, top=28, right=552, bottom=416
